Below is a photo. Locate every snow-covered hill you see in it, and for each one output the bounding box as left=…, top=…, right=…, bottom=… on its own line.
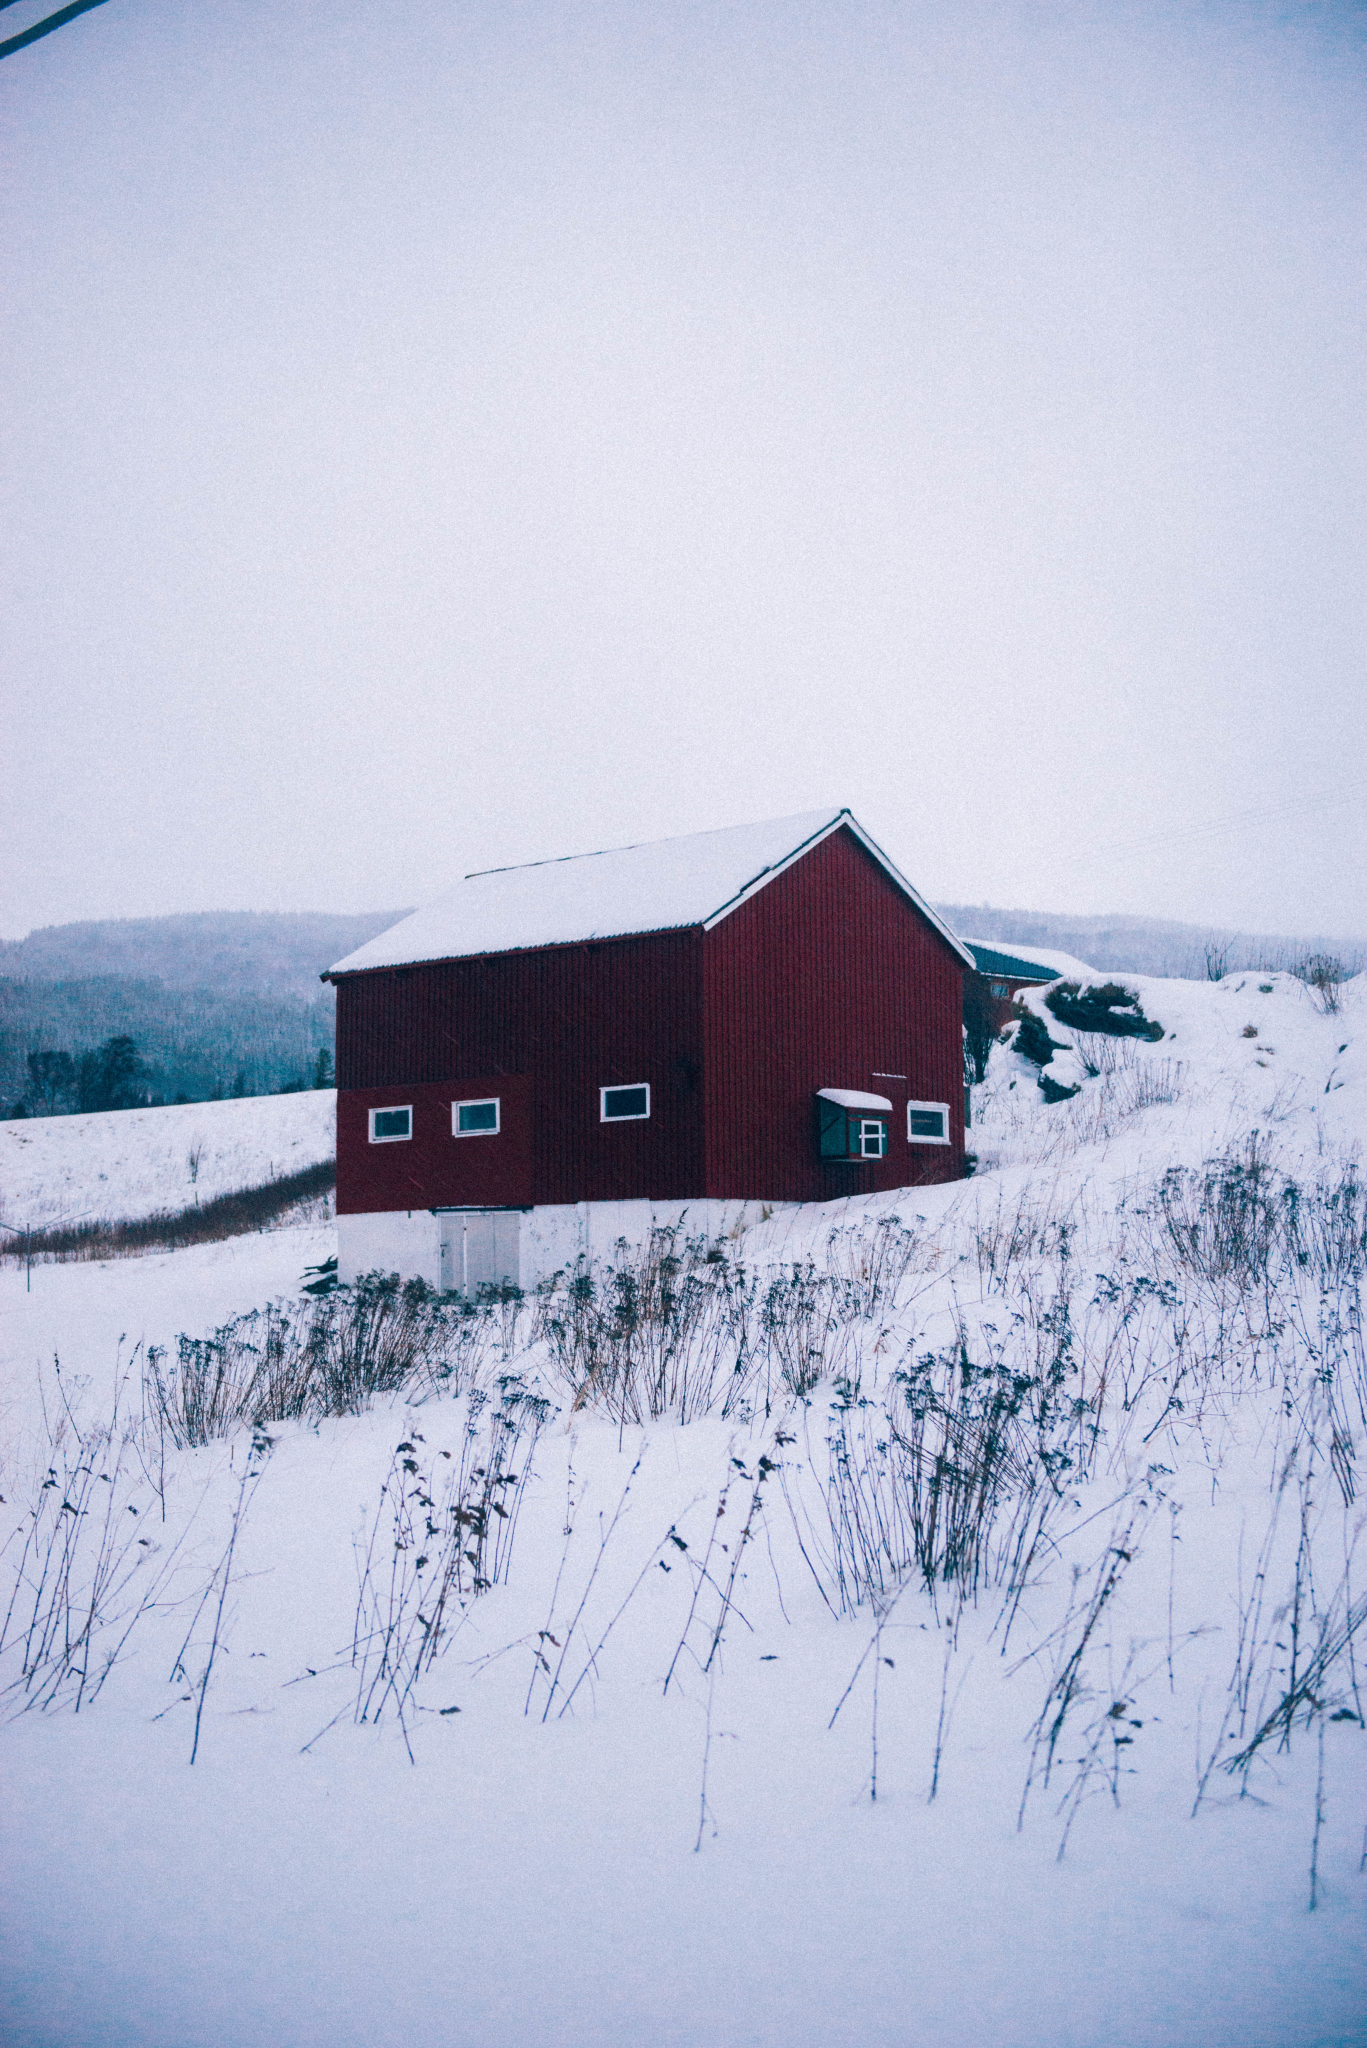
left=969, top=966, right=1365, bottom=1180
left=0, top=1090, right=335, bottom=1233
left=1, top=974, right=1364, bottom=2048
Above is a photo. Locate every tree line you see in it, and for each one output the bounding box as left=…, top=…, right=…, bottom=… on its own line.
left=9, top=1038, right=334, bottom=1119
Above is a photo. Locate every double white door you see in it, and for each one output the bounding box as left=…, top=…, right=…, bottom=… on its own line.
left=438, top=1210, right=521, bottom=1297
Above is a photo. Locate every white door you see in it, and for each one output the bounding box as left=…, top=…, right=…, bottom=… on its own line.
left=439, top=1212, right=522, bottom=1297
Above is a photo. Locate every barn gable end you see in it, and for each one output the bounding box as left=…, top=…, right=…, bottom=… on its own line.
left=703, top=824, right=967, bottom=1202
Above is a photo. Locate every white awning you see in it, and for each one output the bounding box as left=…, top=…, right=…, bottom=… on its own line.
left=817, top=1088, right=893, bottom=1112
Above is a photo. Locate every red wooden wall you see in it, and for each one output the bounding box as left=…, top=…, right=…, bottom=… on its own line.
left=333, top=824, right=965, bottom=1215
left=702, top=826, right=965, bottom=1200
left=334, top=930, right=704, bottom=1213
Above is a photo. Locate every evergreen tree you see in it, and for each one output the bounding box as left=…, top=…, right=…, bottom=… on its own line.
left=76, top=1036, right=150, bottom=1113
left=26, top=1048, right=75, bottom=1112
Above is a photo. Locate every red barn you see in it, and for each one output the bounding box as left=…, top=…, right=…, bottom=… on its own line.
left=324, top=808, right=973, bottom=1292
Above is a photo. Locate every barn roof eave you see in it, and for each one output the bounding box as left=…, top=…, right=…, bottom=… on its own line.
left=319, top=921, right=708, bottom=981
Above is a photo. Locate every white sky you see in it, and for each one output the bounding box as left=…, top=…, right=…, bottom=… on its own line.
left=2, top=0, right=1364, bottom=940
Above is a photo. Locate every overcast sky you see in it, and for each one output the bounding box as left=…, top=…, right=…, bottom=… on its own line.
left=2, top=0, right=1364, bottom=941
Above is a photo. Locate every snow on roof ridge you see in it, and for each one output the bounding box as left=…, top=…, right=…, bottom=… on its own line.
left=463, top=805, right=844, bottom=882
left=325, top=807, right=973, bottom=976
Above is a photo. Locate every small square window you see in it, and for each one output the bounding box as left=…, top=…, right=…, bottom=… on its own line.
left=601, top=1084, right=650, bottom=1122
left=369, top=1105, right=412, bottom=1143
left=857, top=1118, right=888, bottom=1159
left=454, top=1098, right=500, bottom=1137
left=907, top=1101, right=950, bottom=1145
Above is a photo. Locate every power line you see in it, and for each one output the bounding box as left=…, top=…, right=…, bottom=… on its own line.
left=0, top=0, right=114, bottom=62
left=1046, top=778, right=1367, bottom=875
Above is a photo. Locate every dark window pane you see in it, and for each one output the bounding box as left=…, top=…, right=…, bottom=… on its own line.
left=603, top=1086, right=649, bottom=1120
left=373, top=1108, right=410, bottom=1139
left=908, top=1108, right=946, bottom=1139
left=458, top=1100, right=498, bottom=1132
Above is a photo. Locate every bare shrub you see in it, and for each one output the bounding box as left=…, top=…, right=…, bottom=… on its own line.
left=347, top=1380, right=550, bottom=1755
left=1119, top=1056, right=1183, bottom=1113
left=753, top=1262, right=870, bottom=1400
left=1196, top=1448, right=1367, bottom=1811
left=1016, top=1505, right=1149, bottom=1853
left=963, top=974, right=997, bottom=1085
left=0, top=1160, right=336, bottom=1265
left=823, top=1214, right=928, bottom=1311
left=1150, top=1136, right=1286, bottom=1292
left=806, top=1336, right=1071, bottom=1615
left=1284, top=1158, right=1366, bottom=1290
left=148, top=1273, right=509, bottom=1446
left=535, top=1232, right=758, bottom=1423
left=533, top=1228, right=890, bottom=1422
left=0, top=1386, right=184, bottom=1714
left=1295, top=953, right=1346, bottom=1016
left=971, top=1186, right=1075, bottom=1288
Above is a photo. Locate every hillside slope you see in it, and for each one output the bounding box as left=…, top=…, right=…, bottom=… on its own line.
left=0, top=973, right=1363, bottom=2048
left=0, top=1090, right=335, bottom=1233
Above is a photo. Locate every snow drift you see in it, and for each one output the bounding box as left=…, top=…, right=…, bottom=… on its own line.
left=1, top=972, right=1364, bottom=2048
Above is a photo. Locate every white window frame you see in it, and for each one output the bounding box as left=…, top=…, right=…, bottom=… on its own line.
left=857, top=1117, right=888, bottom=1159
left=906, top=1100, right=951, bottom=1146
left=369, top=1104, right=413, bottom=1144
left=600, top=1083, right=651, bottom=1123
left=453, top=1097, right=501, bottom=1138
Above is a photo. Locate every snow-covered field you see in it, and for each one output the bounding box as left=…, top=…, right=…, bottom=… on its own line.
left=0, top=1090, right=336, bottom=1234
left=1, top=972, right=1364, bottom=2048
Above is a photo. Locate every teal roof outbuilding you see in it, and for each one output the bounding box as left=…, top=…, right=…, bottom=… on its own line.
left=968, top=944, right=1059, bottom=983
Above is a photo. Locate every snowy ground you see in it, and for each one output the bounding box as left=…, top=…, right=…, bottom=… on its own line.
left=0, top=1090, right=336, bottom=1235
left=1, top=974, right=1364, bottom=2048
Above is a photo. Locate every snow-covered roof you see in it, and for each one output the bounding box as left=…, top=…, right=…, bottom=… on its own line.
left=968, top=944, right=1062, bottom=983
left=817, top=1088, right=894, bottom=1112
left=326, top=809, right=975, bottom=976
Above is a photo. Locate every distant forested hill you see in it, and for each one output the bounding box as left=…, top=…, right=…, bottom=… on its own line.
left=0, top=910, right=408, bottom=1003
left=932, top=904, right=1365, bottom=979
left=4, top=902, right=1361, bottom=1118
left=0, top=910, right=407, bottom=1116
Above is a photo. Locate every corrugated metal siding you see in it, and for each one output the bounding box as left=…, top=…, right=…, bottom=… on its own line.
left=702, top=825, right=965, bottom=1200
left=335, top=931, right=705, bottom=1212
left=335, top=828, right=964, bottom=1215
left=336, top=1075, right=534, bottom=1216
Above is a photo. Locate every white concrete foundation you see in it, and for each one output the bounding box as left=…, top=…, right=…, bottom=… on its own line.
left=336, top=1209, right=441, bottom=1289
left=338, top=1198, right=793, bottom=1297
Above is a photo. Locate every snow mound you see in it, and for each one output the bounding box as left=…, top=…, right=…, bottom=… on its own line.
left=971, top=968, right=1364, bottom=1180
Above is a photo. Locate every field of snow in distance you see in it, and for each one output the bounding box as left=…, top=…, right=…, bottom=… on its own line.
left=0, top=1090, right=335, bottom=1232
left=1, top=973, right=1364, bottom=2048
